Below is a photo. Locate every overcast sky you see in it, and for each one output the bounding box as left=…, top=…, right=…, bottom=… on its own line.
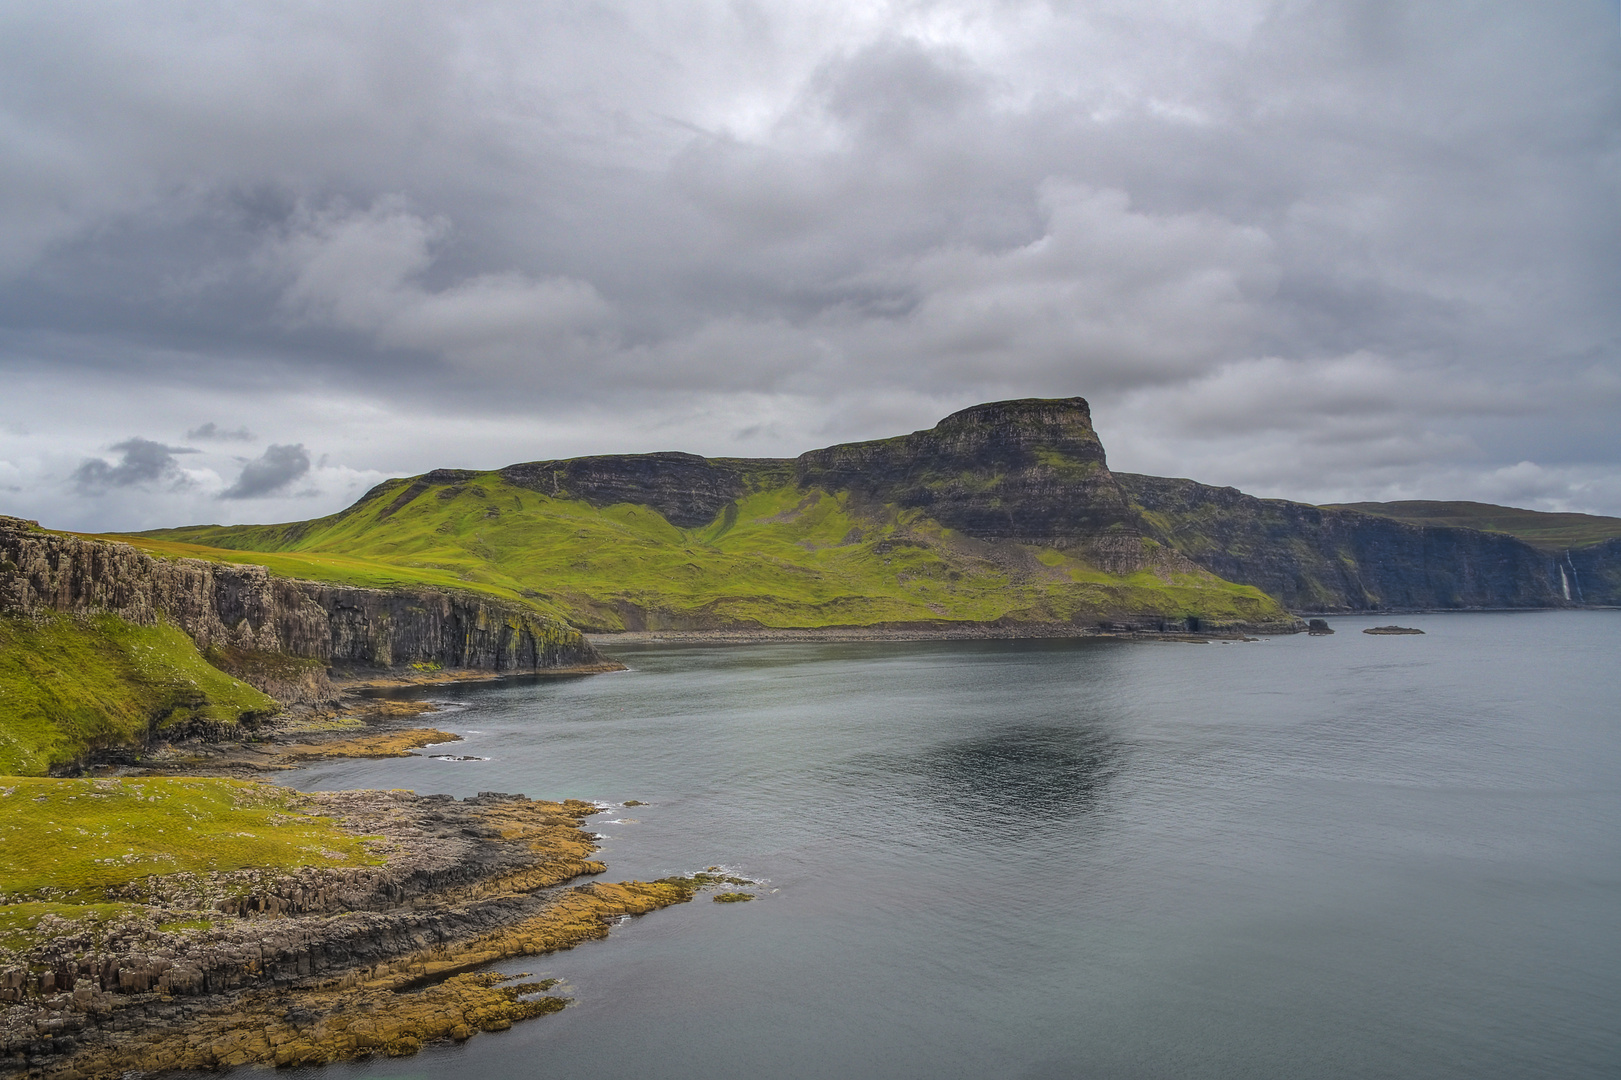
left=2, top=1, right=1618, bottom=532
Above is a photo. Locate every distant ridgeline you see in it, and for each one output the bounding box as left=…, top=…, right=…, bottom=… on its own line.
left=122, top=399, right=1294, bottom=637
left=111, top=397, right=1619, bottom=633
left=8, top=398, right=1612, bottom=772
left=1120, top=478, right=1621, bottom=611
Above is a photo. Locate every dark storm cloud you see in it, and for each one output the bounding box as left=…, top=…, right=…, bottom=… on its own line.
left=72, top=438, right=195, bottom=493
left=1, top=1, right=1619, bottom=529
left=221, top=444, right=311, bottom=499
left=187, top=422, right=255, bottom=442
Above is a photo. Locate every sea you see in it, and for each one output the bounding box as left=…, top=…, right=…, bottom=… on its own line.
left=283, top=610, right=1621, bottom=1080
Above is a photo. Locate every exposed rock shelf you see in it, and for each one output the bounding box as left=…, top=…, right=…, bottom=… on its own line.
left=0, top=788, right=727, bottom=1077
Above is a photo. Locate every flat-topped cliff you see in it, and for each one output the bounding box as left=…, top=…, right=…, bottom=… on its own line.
left=127, top=400, right=1295, bottom=635
left=0, top=517, right=604, bottom=688
left=102, top=396, right=1619, bottom=623
left=796, top=398, right=1141, bottom=547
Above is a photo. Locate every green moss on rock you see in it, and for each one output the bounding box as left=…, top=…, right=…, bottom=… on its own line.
left=0, top=614, right=276, bottom=776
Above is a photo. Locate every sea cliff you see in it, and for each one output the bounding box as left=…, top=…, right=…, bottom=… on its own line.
left=1118, top=474, right=1619, bottom=611
left=0, top=516, right=604, bottom=692
left=125, top=400, right=1299, bottom=635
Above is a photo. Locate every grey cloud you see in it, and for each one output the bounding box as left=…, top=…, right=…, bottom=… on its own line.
left=187, top=422, right=255, bottom=441
left=72, top=437, right=196, bottom=493
left=266, top=198, right=611, bottom=373
left=813, top=37, right=989, bottom=144
left=1, top=0, right=1619, bottom=526
left=221, top=443, right=311, bottom=499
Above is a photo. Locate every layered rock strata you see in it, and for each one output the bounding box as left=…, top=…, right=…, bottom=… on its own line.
left=797, top=397, right=1141, bottom=544
left=0, top=517, right=604, bottom=702
left=494, top=398, right=1167, bottom=579
left=0, top=790, right=709, bottom=1076
left=499, top=453, right=769, bottom=529
left=76, top=397, right=1620, bottom=620
left=1117, top=474, right=1618, bottom=610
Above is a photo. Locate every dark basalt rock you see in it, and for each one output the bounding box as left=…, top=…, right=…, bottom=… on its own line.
left=1564, top=537, right=1621, bottom=605
left=481, top=401, right=1619, bottom=613
left=796, top=397, right=1141, bottom=544
left=1115, top=474, right=1612, bottom=612
left=1307, top=619, right=1334, bottom=635
left=495, top=400, right=1145, bottom=551
left=0, top=789, right=615, bottom=1071
left=500, top=452, right=758, bottom=529
left=1364, top=625, right=1425, bottom=635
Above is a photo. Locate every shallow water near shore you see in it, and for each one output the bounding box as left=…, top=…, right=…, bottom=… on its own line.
left=283, top=611, right=1621, bottom=1080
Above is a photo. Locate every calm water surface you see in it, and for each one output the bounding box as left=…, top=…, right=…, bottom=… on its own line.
left=285, top=611, right=1621, bottom=1079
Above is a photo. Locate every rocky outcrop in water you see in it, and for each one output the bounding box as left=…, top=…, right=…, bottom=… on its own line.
left=0, top=517, right=603, bottom=701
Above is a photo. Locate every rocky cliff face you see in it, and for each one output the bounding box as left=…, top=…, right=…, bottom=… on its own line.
left=491, top=399, right=1143, bottom=547
left=1563, top=538, right=1621, bottom=606
left=479, top=401, right=1618, bottom=612
left=1116, top=474, right=1612, bottom=611
left=500, top=452, right=763, bottom=529
left=88, top=397, right=1619, bottom=623
left=797, top=398, right=1141, bottom=544
left=0, top=517, right=602, bottom=700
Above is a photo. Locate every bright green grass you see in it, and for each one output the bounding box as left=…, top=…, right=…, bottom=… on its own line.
left=0, top=614, right=276, bottom=776
left=0, top=776, right=380, bottom=947
left=118, top=472, right=1290, bottom=632
left=1326, top=500, right=1621, bottom=550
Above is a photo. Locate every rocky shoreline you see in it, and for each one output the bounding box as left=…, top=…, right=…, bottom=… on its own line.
left=2, top=673, right=751, bottom=1078
left=1, top=784, right=742, bottom=1078
left=588, top=624, right=1278, bottom=646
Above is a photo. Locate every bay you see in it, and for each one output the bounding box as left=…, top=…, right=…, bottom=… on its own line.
left=285, top=611, right=1621, bottom=1079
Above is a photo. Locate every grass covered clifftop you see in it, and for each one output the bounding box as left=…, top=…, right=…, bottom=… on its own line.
left=1118, top=474, right=1610, bottom=611
left=0, top=615, right=275, bottom=776
left=1324, top=500, right=1621, bottom=551
left=0, top=776, right=377, bottom=949
left=125, top=473, right=1291, bottom=634
left=114, top=398, right=1297, bottom=635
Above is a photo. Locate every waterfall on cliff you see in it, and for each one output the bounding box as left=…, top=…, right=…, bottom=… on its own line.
left=1565, top=553, right=1584, bottom=603
left=1560, top=565, right=1571, bottom=601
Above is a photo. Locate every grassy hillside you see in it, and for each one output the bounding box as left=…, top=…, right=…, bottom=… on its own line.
left=120, top=471, right=1290, bottom=632
left=0, top=614, right=276, bottom=776
left=0, top=776, right=379, bottom=950
left=1326, top=501, right=1621, bottom=550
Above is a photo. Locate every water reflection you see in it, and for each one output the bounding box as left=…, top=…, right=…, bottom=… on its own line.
left=867, top=723, right=1123, bottom=834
